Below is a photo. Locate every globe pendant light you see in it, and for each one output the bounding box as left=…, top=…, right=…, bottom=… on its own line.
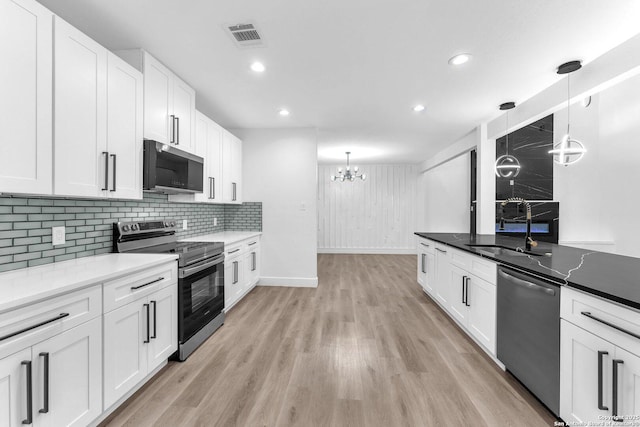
left=495, top=102, right=521, bottom=178
left=330, top=152, right=366, bottom=182
left=549, top=60, right=587, bottom=166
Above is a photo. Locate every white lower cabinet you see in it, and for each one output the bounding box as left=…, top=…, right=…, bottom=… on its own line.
left=224, top=236, right=261, bottom=311
left=416, top=239, right=497, bottom=356
left=561, top=287, right=640, bottom=423
left=103, top=281, right=177, bottom=409
left=0, top=299, right=102, bottom=427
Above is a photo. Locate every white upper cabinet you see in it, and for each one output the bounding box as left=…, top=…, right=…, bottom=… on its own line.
left=0, top=0, right=53, bottom=195
left=53, top=16, right=107, bottom=198
left=106, top=52, right=143, bottom=199
left=116, top=49, right=196, bottom=152
left=222, top=130, right=242, bottom=204
left=54, top=19, right=143, bottom=199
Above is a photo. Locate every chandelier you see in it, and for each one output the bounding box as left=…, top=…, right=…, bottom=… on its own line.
left=330, top=152, right=366, bottom=182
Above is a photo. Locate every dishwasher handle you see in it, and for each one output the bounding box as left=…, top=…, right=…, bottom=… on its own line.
left=498, top=268, right=556, bottom=296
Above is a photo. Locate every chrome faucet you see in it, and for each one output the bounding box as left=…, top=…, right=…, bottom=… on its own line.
left=501, top=197, right=538, bottom=251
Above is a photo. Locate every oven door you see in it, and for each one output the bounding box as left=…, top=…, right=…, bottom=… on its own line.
left=178, top=254, right=224, bottom=343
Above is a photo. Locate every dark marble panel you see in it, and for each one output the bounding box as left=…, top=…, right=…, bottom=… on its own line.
left=496, top=114, right=554, bottom=200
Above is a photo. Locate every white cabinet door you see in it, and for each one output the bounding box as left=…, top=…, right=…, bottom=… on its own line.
left=106, top=52, right=143, bottom=200
left=224, top=256, right=244, bottom=309
left=246, top=244, right=260, bottom=287
left=0, top=0, right=52, bottom=195
left=222, top=131, right=234, bottom=203
left=53, top=17, right=107, bottom=197
left=103, top=301, right=148, bottom=409
left=424, top=252, right=435, bottom=296
left=616, top=346, right=640, bottom=420
left=33, top=317, right=102, bottom=427
left=448, top=265, right=468, bottom=325
left=0, top=348, right=31, bottom=427
left=172, top=75, right=195, bottom=152
left=466, top=275, right=496, bottom=353
left=417, top=250, right=426, bottom=289
left=560, top=320, right=616, bottom=424
left=434, top=247, right=451, bottom=308
left=231, top=134, right=242, bottom=203
left=206, top=121, right=223, bottom=203
left=143, top=53, right=172, bottom=144
left=147, top=286, right=177, bottom=371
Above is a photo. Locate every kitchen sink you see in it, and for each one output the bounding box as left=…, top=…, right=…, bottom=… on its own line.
left=466, top=244, right=545, bottom=257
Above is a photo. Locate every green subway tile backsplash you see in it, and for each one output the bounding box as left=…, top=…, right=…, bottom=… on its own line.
left=0, top=193, right=261, bottom=273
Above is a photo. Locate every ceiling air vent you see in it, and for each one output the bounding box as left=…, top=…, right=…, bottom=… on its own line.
left=225, top=22, right=265, bottom=48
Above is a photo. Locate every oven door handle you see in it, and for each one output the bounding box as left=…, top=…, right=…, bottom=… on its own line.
left=180, top=254, right=224, bottom=278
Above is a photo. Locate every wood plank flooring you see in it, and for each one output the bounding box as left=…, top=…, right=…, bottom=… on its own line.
left=101, top=254, right=557, bottom=427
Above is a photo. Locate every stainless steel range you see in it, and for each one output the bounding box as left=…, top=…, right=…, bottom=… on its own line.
left=113, top=220, right=225, bottom=361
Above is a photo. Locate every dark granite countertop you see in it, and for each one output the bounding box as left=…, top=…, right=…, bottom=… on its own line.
left=415, top=232, right=640, bottom=310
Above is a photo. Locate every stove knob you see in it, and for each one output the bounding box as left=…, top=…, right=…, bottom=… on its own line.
left=170, top=221, right=176, bottom=227
left=122, top=225, right=130, bottom=232
left=131, top=224, right=139, bottom=231
left=164, top=221, right=170, bottom=228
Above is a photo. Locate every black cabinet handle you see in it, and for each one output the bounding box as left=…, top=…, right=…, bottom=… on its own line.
left=130, top=277, right=164, bottom=291
left=232, top=182, right=237, bottom=201
left=435, top=248, right=447, bottom=254
left=252, top=252, right=256, bottom=271
left=143, top=303, right=150, bottom=344
left=176, top=117, right=180, bottom=145
left=212, top=177, right=215, bottom=199
left=465, top=277, right=471, bottom=307
left=102, top=151, right=109, bottom=191
left=420, top=242, right=429, bottom=248
left=39, top=352, right=49, bottom=414
left=228, top=249, right=240, bottom=254
left=22, top=360, right=33, bottom=425
left=421, top=254, right=426, bottom=274
left=233, top=261, right=238, bottom=284
left=598, top=351, right=609, bottom=410
left=613, top=359, right=624, bottom=422
left=110, top=154, right=117, bottom=192
left=0, top=313, right=69, bottom=342
left=248, top=241, right=257, bottom=246
left=170, top=115, right=176, bottom=143
left=461, top=275, right=467, bottom=305
left=581, top=311, right=640, bottom=340
left=150, top=300, right=157, bottom=339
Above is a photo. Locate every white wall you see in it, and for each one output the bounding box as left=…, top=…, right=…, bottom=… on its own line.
left=418, top=152, right=470, bottom=233
left=318, top=164, right=417, bottom=253
left=233, top=128, right=318, bottom=287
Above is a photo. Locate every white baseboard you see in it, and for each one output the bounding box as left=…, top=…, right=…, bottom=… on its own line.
left=317, top=248, right=416, bottom=255
left=258, top=276, right=318, bottom=288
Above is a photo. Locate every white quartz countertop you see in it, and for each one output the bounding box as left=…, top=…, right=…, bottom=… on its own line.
left=180, top=231, right=262, bottom=245
left=0, top=253, right=178, bottom=313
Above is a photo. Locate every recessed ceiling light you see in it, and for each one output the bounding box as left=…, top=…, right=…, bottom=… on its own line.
left=250, top=61, right=265, bottom=73
left=279, top=109, right=290, bottom=116
left=448, top=53, right=472, bottom=66
left=413, top=104, right=425, bottom=112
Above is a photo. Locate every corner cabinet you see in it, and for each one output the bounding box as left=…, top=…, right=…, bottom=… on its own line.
left=224, top=236, right=260, bottom=311
left=53, top=18, right=143, bottom=199
left=0, top=0, right=53, bottom=195
left=561, top=287, right=640, bottom=423
left=115, top=49, right=196, bottom=153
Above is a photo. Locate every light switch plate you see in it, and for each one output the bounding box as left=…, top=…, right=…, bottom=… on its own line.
left=182, top=219, right=188, bottom=230
left=52, top=226, right=65, bottom=246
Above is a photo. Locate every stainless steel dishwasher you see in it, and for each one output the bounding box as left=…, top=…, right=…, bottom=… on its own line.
left=497, top=266, right=561, bottom=417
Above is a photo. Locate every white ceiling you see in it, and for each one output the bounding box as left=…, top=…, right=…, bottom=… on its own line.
left=38, top=0, right=640, bottom=164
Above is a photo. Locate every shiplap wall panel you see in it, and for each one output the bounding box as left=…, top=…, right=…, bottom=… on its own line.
left=318, top=164, right=418, bottom=252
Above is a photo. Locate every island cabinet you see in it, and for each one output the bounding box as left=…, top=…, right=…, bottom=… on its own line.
left=415, top=238, right=497, bottom=356
left=0, top=286, right=103, bottom=427
left=561, top=287, right=640, bottom=423
left=0, top=0, right=53, bottom=195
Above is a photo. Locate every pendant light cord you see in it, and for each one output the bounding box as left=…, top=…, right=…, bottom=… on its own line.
left=567, top=74, right=571, bottom=135
left=505, top=110, right=509, bottom=155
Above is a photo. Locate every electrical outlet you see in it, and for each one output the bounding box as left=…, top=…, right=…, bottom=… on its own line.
left=182, top=219, right=188, bottom=230
left=52, top=226, right=65, bottom=245
left=213, top=217, right=218, bottom=226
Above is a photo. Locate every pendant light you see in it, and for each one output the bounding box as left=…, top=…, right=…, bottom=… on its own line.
left=549, top=60, right=587, bottom=166
left=330, top=152, right=366, bottom=182
left=495, top=102, right=521, bottom=178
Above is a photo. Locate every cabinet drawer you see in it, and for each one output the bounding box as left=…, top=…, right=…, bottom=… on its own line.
left=0, top=285, right=101, bottom=359
left=449, top=246, right=471, bottom=270
left=469, top=256, right=497, bottom=285
left=561, top=287, right=640, bottom=357
left=103, top=262, right=177, bottom=312
left=225, top=242, right=244, bottom=258
left=416, top=238, right=435, bottom=255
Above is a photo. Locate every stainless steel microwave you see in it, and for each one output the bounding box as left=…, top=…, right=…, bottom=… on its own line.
left=143, top=140, right=204, bottom=194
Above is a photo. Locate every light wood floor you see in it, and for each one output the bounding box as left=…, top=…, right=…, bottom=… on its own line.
left=102, top=254, right=557, bottom=427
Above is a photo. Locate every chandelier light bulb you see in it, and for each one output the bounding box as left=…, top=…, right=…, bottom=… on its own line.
left=330, top=152, right=366, bottom=183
